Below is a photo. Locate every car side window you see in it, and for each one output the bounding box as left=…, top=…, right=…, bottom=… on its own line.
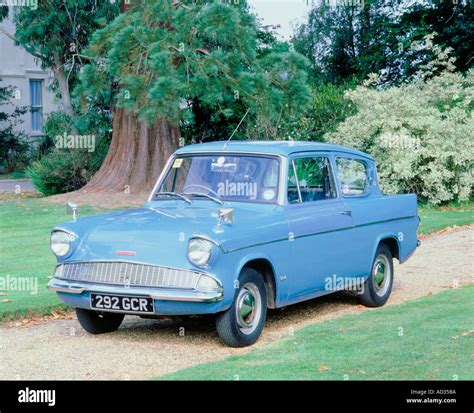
left=288, top=156, right=336, bottom=204
left=336, top=158, right=368, bottom=196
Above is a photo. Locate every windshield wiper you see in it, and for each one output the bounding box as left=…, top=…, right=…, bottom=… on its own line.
left=181, top=192, right=223, bottom=205
left=154, top=191, right=192, bottom=204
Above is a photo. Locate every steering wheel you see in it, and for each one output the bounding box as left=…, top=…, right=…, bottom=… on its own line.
left=182, top=184, right=221, bottom=199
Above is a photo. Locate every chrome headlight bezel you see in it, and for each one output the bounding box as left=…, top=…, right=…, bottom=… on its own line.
left=187, top=238, right=213, bottom=267
left=50, top=230, right=76, bottom=257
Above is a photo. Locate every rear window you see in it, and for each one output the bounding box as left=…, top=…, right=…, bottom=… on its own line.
left=336, top=158, right=369, bottom=196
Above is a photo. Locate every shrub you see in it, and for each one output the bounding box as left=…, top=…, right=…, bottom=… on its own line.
left=0, top=86, right=29, bottom=173
left=27, top=150, right=92, bottom=196
left=27, top=109, right=111, bottom=195
left=327, top=68, right=474, bottom=204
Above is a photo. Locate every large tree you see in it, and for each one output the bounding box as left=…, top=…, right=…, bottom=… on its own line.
left=293, top=0, right=473, bottom=85
left=10, top=0, right=119, bottom=118
left=78, top=0, right=311, bottom=194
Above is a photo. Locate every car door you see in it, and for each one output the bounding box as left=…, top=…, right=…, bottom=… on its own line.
left=334, top=155, right=377, bottom=277
left=286, top=153, right=354, bottom=300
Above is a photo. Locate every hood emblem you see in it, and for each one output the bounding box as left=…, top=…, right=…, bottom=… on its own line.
left=114, top=251, right=136, bottom=256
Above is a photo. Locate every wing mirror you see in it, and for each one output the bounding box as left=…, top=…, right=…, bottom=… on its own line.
left=214, top=208, right=234, bottom=233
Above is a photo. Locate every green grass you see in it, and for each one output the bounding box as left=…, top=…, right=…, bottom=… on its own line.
left=0, top=194, right=110, bottom=320
left=418, top=201, right=474, bottom=235
left=161, top=285, right=474, bottom=380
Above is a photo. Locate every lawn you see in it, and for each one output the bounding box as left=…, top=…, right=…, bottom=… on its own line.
left=0, top=194, right=111, bottom=320
left=161, top=284, right=474, bottom=380
left=418, top=201, right=474, bottom=235
left=0, top=195, right=472, bottom=321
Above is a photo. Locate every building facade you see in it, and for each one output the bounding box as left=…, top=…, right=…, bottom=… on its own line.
left=0, top=12, right=60, bottom=140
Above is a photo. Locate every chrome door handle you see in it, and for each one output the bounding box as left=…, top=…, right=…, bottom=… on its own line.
left=340, top=210, right=352, bottom=216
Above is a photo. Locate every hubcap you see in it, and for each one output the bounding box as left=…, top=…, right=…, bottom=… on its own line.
left=372, top=254, right=391, bottom=297
left=236, top=282, right=262, bottom=335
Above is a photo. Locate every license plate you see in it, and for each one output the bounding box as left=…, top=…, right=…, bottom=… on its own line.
left=90, top=293, right=154, bottom=314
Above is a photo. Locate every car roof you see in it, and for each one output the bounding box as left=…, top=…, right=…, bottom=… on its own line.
left=175, top=140, right=374, bottom=160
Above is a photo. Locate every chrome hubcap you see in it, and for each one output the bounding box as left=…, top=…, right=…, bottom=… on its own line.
left=373, top=254, right=391, bottom=297
left=236, top=282, right=262, bottom=335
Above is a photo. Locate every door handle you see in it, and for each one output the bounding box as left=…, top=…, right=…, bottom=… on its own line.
left=340, top=210, right=352, bottom=216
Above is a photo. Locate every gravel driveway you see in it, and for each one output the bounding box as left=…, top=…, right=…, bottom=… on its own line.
left=1, top=227, right=472, bottom=380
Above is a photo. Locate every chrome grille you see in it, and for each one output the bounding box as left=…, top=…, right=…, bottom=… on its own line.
left=55, top=261, right=202, bottom=289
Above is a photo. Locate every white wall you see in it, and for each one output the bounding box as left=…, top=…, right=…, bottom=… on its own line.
left=0, top=12, right=60, bottom=139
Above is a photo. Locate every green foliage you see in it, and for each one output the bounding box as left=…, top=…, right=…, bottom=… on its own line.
left=27, top=150, right=91, bottom=196
left=400, top=0, right=474, bottom=75
left=327, top=41, right=474, bottom=204
left=0, top=5, right=8, bottom=22
left=253, top=81, right=356, bottom=142
left=27, top=109, right=111, bottom=196
left=293, top=0, right=396, bottom=83
left=293, top=0, right=473, bottom=85
left=0, top=86, right=29, bottom=173
left=13, top=0, right=120, bottom=92
left=78, top=0, right=311, bottom=140
left=310, top=81, right=357, bottom=139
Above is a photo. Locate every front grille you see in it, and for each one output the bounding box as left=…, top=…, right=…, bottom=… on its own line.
left=55, top=261, right=202, bottom=289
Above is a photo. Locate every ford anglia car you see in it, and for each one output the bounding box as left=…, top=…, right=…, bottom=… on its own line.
left=48, top=141, right=420, bottom=347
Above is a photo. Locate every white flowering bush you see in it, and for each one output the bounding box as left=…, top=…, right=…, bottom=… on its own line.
left=327, top=41, right=473, bottom=204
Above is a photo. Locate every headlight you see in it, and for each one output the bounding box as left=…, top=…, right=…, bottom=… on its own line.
left=188, top=238, right=213, bottom=267
left=50, top=231, right=75, bottom=257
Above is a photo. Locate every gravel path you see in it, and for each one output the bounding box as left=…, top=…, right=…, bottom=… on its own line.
left=0, top=179, right=36, bottom=193
left=1, top=227, right=472, bottom=380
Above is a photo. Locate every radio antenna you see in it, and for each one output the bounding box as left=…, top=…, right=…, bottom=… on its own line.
left=223, top=108, right=250, bottom=150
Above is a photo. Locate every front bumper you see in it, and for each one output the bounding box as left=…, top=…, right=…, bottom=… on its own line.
left=47, top=277, right=224, bottom=303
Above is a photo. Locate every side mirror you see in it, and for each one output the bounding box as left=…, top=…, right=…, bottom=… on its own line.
left=67, top=201, right=79, bottom=221
left=217, top=207, right=234, bottom=225
left=214, top=208, right=234, bottom=234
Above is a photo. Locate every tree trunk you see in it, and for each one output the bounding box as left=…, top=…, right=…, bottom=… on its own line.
left=359, top=2, right=371, bottom=55
left=52, top=52, right=75, bottom=119
left=83, top=107, right=180, bottom=194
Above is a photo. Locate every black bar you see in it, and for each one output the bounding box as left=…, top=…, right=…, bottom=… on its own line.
left=0, top=380, right=472, bottom=411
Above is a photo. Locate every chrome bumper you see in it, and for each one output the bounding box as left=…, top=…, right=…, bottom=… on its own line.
left=47, top=278, right=224, bottom=303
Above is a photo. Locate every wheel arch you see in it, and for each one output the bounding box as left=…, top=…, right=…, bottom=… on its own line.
left=240, top=258, right=278, bottom=309
left=376, top=235, right=400, bottom=261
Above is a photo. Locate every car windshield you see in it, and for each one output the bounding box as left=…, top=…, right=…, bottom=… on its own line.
left=155, top=155, right=280, bottom=204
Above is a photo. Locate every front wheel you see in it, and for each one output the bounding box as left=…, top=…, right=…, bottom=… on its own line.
left=359, top=243, right=394, bottom=307
left=215, top=268, right=267, bottom=347
left=75, top=308, right=125, bottom=334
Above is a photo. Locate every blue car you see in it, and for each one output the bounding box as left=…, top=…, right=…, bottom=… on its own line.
left=48, top=141, right=420, bottom=347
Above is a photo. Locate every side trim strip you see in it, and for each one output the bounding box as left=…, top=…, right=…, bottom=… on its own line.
left=226, top=215, right=416, bottom=253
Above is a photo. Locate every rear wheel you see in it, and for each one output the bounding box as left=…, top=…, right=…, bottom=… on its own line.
left=359, top=243, right=393, bottom=307
left=215, top=268, right=267, bottom=347
left=75, top=308, right=125, bottom=334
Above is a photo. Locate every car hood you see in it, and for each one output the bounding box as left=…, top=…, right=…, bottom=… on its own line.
left=55, top=201, right=289, bottom=263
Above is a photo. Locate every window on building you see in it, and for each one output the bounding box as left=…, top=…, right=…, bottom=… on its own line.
left=29, top=79, right=43, bottom=132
